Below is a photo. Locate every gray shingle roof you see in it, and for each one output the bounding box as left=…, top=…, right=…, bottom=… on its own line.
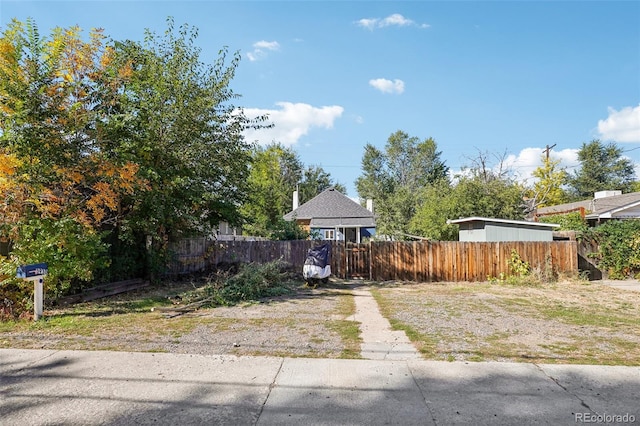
left=536, top=192, right=640, bottom=218
left=283, top=188, right=375, bottom=227
left=586, top=192, right=640, bottom=218
left=311, top=217, right=376, bottom=227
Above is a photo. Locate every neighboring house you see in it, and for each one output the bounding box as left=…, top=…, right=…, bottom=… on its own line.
left=283, top=188, right=376, bottom=243
left=215, top=221, right=243, bottom=241
left=215, top=222, right=266, bottom=241
left=535, top=191, right=640, bottom=225
left=447, top=217, right=559, bottom=242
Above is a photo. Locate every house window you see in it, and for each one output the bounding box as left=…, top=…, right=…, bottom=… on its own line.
left=324, top=230, right=335, bottom=240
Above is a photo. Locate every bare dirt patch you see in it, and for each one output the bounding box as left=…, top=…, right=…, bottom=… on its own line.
left=0, top=283, right=361, bottom=358
left=372, top=280, right=640, bottom=365
left=3, top=279, right=639, bottom=365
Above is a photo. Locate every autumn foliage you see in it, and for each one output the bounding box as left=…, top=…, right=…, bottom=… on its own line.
left=0, top=18, right=255, bottom=314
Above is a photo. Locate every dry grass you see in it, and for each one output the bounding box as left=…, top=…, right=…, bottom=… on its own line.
left=0, top=280, right=361, bottom=358
left=372, top=279, right=640, bottom=365
left=3, top=277, right=639, bottom=365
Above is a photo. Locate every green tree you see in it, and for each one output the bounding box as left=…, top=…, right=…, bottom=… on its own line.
left=299, top=165, right=346, bottom=205
left=523, top=154, right=569, bottom=217
left=1, top=17, right=263, bottom=289
left=241, top=143, right=344, bottom=238
left=110, top=18, right=260, bottom=276
left=408, top=179, right=458, bottom=240
left=0, top=19, right=142, bottom=293
left=410, top=152, right=525, bottom=240
left=355, top=130, right=449, bottom=239
left=581, top=219, right=640, bottom=279
left=451, top=175, right=525, bottom=220
left=569, top=139, right=635, bottom=199
left=241, top=143, right=302, bottom=237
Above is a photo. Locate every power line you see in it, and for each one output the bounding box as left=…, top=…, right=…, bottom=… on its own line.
left=622, top=146, right=640, bottom=153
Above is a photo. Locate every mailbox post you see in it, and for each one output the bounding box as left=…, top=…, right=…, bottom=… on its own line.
left=17, top=263, right=48, bottom=321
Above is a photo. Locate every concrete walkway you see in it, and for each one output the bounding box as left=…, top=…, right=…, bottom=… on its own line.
left=1, top=349, right=639, bottom=425
left=599, top=279, right=640, bottom=292
left=347, top=288, right=421, bottom=360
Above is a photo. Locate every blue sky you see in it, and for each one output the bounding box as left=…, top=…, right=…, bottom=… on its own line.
left=1, top=1, right=639, bottom=198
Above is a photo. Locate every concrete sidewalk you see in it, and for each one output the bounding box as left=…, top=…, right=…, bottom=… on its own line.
left=1, top=349, right=638, bottom=425
left=599, top=279, right=640, bottom=292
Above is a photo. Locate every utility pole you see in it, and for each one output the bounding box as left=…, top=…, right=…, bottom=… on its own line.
left=543, top=144, right=557, bottom=160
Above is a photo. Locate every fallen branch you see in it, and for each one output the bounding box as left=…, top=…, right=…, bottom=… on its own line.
left=153, top=296, right=215, bottom=318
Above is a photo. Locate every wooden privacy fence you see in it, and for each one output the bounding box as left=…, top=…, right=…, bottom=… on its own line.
left=167, top=239, right=318, bottom=274
left=168, top=239, right=578, bottom=282
left=334, top=241, right=577, bottom=282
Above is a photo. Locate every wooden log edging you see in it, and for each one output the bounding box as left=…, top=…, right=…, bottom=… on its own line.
left=57, top=279, right=149, bottom=305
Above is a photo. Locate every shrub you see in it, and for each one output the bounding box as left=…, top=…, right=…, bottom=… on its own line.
left=0, top=281, right=33, bottom=320
left=489, top=250, right=555, bottom=286
left=579, top=220, right=640, bottom=279
left=538, top=212, right=588, bottom=232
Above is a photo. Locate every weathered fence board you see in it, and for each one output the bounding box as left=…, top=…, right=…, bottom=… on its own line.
left=167, top=239, right=578, bottom=282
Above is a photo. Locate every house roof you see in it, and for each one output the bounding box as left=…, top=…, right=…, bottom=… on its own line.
left=311, top=217, right=376, bottom=227
left=536, top=192, right=640, bottom=220
left=283, top=188, right=375, bottom=227
left=447, top=216, right=560, bottom=228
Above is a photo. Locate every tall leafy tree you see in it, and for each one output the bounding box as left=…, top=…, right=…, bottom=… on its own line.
left=522, top=154, right=569, bottom=218
left=410, top=151, right=524, bottom=240
left=0, top=19, right=143, bottom=293
left=0, top=17, right=262, bottom=287
left=569, top=139, right=635, bottom=199
left=108, top=18, right=263, bottom=276
left=299, top=165, right=346, bottom=205
left=241, top=143, right=344, bottom=238
left=355, top=130, right=449, bottom=239
left=241, top=143, right=302, bottom=237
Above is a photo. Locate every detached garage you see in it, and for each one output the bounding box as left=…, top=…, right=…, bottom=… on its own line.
left=447, top=217, right=559, bottom=242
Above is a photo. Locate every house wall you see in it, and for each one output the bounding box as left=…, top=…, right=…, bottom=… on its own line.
left=457, top=222, right=487, bottom=242
left=312, top=228, right=344, bottom=241
left=296, top=219, right=312, bottom=233
left=485, top=223, right=553, bottom=241
left=458, top=221, right=553, bottom=242
left=217, top=221, right=241, bottom=236
left=311, top=227, right=377, bottom=242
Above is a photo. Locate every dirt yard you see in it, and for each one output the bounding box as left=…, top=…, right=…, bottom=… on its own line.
left=373, top=280, right=640, bottom=365
left=2, top=279, right=639, bottom=365
left=0, top=283, right=360, bottom=358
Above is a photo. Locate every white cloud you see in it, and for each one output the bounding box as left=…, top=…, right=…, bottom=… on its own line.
left=356, top=18, right=378, bottom=30
left=452, top=147, right=579, bottom=184
left=242, top=102, right=344, bottom=146
left=356, top=13, right=429, bottom=30
left=504, top=147, right=579, bottom=183
left=246, top=40, right=280, bottom=62
left=381, top=13, right=414, bottom=27
left=597, top=105, right=640, bottom=143
left=369, top=78, right=405, bottom=94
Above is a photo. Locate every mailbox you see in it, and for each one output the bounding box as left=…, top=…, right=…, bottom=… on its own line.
left=17, top=263, right=48, bottom=279
left=16, top=263, right=48, bottom=321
